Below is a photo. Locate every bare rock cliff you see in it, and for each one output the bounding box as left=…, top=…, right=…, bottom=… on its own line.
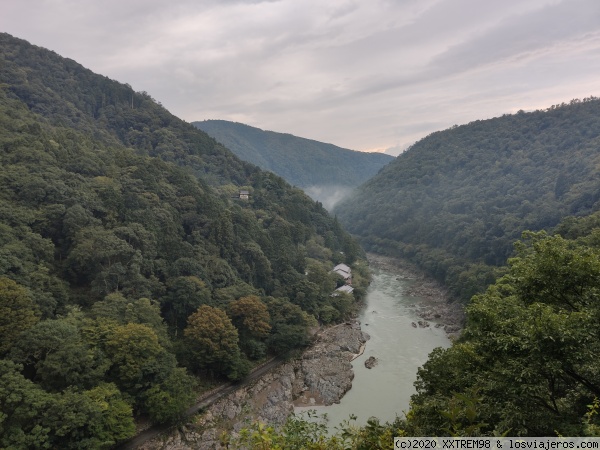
left=139, top=322, right=368, bottom=450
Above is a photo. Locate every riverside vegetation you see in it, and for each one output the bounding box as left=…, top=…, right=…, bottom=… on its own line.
left=138, top=322, right=368, bottom=449
left=1, top=31, right=600, bottom=449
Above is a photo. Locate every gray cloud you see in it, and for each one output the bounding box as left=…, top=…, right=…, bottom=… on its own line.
left=2, top=0, right=600, bottom=155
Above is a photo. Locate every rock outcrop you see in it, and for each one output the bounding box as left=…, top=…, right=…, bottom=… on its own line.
left=294, top=322, right=367, bottom=407
left=139, top=322, right=368, bottom=450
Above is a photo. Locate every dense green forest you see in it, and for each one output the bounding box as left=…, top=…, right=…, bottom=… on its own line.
left=335, top=99, right=600, bottom=301
left=0, top=33, right=367, bottom=448
left=193, top=120, right=393, bottom=206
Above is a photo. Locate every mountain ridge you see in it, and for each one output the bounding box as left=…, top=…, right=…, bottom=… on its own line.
left=193, top=119, right=393, bottom=208
left=334, top=97, right=600, bottom=301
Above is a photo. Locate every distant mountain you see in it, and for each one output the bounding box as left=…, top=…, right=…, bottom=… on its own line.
left=193, top=120, right=394, bottom=209
left=334, top=98, right=600, bottom=301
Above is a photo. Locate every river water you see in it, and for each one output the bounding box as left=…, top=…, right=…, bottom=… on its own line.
left=296, top=263, right=451, bottom=429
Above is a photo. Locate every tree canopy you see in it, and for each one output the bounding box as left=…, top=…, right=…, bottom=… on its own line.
left=407, top=225, right=600, bottom=436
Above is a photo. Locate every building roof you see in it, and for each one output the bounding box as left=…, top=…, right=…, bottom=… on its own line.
left=333, top=263, right=351, bottom=279
left=334, top=263, right=351, bottom=273
left=335, top=285, right=354, bottom=294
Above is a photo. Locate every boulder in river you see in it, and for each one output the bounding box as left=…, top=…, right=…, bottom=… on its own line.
left=364, top=356, right=378, bottom=369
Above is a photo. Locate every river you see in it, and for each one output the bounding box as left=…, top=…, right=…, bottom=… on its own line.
left=296, top=257, right=454, bottom=429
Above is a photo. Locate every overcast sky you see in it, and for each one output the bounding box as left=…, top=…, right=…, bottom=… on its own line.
left=3, top=0, right=600, bottom=154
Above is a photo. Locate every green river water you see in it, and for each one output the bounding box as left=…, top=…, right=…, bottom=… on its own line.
left=296, top=264, right=451, bottom=429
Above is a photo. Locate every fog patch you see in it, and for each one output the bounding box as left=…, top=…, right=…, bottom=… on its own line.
left=304, top=185, right=354, bottom=211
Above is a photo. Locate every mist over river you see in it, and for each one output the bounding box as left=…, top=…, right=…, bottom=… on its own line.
left=296, top=256, right=454, bottom=429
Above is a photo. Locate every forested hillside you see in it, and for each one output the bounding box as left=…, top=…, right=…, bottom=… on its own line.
left=335, top=99, right=600, bottom=301
left=0, top=33, right=366, bottom=448
left=193, top=120, right=393, bottom=207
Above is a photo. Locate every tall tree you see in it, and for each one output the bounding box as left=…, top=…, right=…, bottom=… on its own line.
left=184, top=305, right=243, bottom=378
left=104, top=323, right=173, bottom=394
left=228, top=295, right=271, bottom=359
left=9, top=318, right=108, bottom=391
left=0, top=277, right=40, bottom=354
left=228, top=295, right=271, bottom=340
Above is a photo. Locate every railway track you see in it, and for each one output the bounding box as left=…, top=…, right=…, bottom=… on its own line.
left=113, top=354, right=289, bottom=449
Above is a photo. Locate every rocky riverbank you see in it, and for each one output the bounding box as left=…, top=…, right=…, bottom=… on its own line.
left=293, top=321, right=368, bottom=407
left=138, top=322, right=368, bottom=450
left=367, top=253, right=464, bottom=338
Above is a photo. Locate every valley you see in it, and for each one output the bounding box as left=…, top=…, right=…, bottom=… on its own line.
left=128, top=254, right=456, bottom=448
left=1, top=28, right=600, bottom=449
left=193, top=120, right=394, bottom=210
